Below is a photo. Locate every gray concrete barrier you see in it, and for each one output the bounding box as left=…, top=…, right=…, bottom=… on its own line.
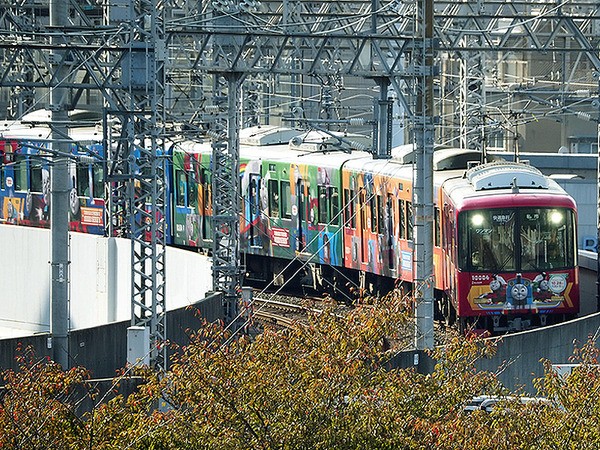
left=0, top=292, right=223, bottom=378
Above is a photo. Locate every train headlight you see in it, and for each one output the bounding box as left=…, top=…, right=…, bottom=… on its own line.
left=471, top=213, right=484, bottom=227
left=550, top=211, right=563, bottom=225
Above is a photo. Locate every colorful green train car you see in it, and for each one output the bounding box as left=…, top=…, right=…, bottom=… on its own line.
left=171, top=126, right=371, bottom=290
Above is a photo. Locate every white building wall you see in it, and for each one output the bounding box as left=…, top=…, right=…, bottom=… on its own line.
left=0, top=225, right=213, bottom=338
left=554, top=179, right=598, bottom=250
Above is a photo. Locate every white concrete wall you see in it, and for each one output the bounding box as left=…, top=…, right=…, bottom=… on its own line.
left=0, top=226, right=50, bottom=337
left=0, top=224, right=213, bottom=338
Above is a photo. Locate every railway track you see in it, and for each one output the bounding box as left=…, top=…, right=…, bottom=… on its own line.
left=248, top=291, right=456, bottom=349
left=251, top=297, right=320, bottom=329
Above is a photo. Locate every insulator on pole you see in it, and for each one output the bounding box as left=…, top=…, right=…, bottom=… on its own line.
left=577, top=111, right=592, bottom=121
left=349, top=140, right=368, bottom=151
left=207, top=130, right=225, bottom=140
left=78, top=155, right=97, bottom=164
left=205, top=105, right=220, bottom=114
left=348, top=118, right=366, bottom=126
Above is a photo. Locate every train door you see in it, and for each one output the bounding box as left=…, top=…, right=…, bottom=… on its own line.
left=199, top=167, right=210, bottom=241
left=296, top=179, right=305, bottom=251
left=386, top=193, right=394, bottom=270
left=247, top=174, right=261, bottom=248
left=360, top=190, right=367, bottom=264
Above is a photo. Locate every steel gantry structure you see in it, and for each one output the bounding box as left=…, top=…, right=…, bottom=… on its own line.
left=434, top=0, right=600, bottom=151
left=0, top=0, right=598, bottom=360
left=104, top=0, right=168, bottom=371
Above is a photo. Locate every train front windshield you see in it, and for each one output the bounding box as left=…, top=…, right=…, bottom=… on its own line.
left=458, top=208, right=576, bottom=272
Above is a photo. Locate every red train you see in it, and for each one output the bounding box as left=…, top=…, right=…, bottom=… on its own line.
left=436, top=160, right=578, bottom=331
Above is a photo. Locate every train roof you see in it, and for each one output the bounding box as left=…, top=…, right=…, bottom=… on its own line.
left=289, top=129, right=372, bottom=153
left=442, top=161, right=575, bottom=209
left=173, top=139, right=211, bottom=155
left=343, top=146, right=486, bottom=180
left=465, top=161, right=548, bottom=190
left=174, top=126, right=376, bottom=168
left=392, top=144, right=485, bottom=170
left=343, top=155, right=414, bottom=179
left=239, top=125, right=301, bottom=146
left=241, top=143, right=371, bottom=169
left=19, top=108, right=102, bottom=124
left=0, top=122, right=102, bottom=144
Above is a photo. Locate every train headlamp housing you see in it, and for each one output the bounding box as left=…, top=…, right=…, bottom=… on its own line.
left=550, top=210, right=563, bottom=225
left=471, top=213, right=484, bottom=227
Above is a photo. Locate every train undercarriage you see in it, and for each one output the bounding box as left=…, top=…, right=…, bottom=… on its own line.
left=242, top=253, right=576, bottom=335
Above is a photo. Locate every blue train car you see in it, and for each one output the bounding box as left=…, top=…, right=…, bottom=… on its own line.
left=0, top=124, right=105, bottom=235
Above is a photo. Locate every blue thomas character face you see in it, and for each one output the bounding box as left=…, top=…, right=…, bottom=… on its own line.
left=510, top=283, right=528, bottom=302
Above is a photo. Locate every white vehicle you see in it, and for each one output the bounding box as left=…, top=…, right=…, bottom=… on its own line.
left=464, top=395, right=553, bottom=413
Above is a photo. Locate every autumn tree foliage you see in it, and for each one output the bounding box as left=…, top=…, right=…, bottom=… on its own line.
left=0, top=346, right=89, bottom=449
left=2, top=293, right=600, bottom=449
left=0, top=345, right=162, bottom=449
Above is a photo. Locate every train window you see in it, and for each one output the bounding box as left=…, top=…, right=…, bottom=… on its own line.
left=360, top=191, right=368, bottom=262
left=248, top=177, right=259, bottom=217
left=406, top=201, right=413, bottom=241
left=318, top=185, right=328, bottom=224
left=76, top=164, right=89, bottom=196
left=434, top=207, right=441, bottom=247
left=13, top=155, right=25, bottom=191
left=343, top=189, right=350, bottom=227
left=459, top=209, right=516, bottom=272
left=519, top=208, right=575, bottom=270
left=369, top=194, right=377, bottom=233
left=443, top=207, right=451, bottom=249
left=307, top=186, right=313, bottom=224
left=386, top=194, right=394, bottom=231
left=329, top=187, right=339, bottom=225
left=268, top=179, right=279, bottom=218
left=373, top=194, right=379, bottom=233
left=201, top=168, right=210, bottom=211
left=377, top=194, right=384, bottom=234
left=30, top=160, right=43, bottom=193
left=176, top=170, right=187, bottom=206
left=344, top=188, right=356, bottom=228
left=188, top=173, right=198, bottom=208
left=457, top=215, right=469, bottom=268
left=350, top=189, right=356, bottom=228
left=369, top=194, right=376, bottom=232
left=92, top=164, right=103, bottom=198
left=398, top=199, right=406, bottom=239
left=281, top=181, right=291, bottom=219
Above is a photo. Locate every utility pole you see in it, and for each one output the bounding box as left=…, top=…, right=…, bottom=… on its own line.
left=373, top=77, right=393, bottom=159
left=414, top=0, right=435, bottom=350
left=49, top=0, right=70, bottom=369
left=460, top=39, right=486, bottom=157
left=209, top=2, right=246, bottom=325
left=211, top=73, right=243, bottom=324
left=127, top=1, right=168, bottom=371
